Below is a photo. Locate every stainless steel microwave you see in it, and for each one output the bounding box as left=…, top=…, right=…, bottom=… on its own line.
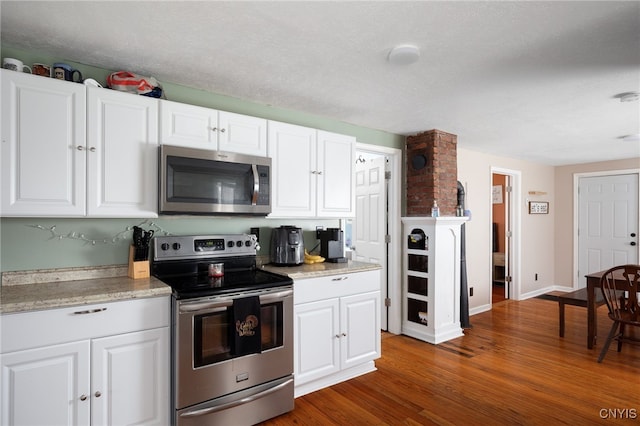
left=159, top=145, right=271, bottom=215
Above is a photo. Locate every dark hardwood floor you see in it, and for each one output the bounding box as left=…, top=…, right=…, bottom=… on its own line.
left=263, top=297, right=640, bottom=425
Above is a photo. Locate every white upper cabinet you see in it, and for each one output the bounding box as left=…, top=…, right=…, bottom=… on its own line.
left=1, top=71, right=158, bottom=218
left=316, top=130, right=356, bottom=217
left=1, top=69, right=87, bottom=216
left=268, top=121, right=355, bottom=218
left=159, top=100, right=267, bottom=156
left=86, top=87, right=158, bottom=217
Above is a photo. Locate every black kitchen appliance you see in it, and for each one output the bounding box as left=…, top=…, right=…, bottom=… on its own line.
left=270, top=226, right=305, bottom=266
left=318, top=228, right=347, bottom=263
left=151, top=234, right=294, bottom=426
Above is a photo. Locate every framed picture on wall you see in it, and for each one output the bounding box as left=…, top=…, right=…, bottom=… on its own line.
left=492, top=185, right=503, bottom=204
left=528, top=201, right=549, bottom=214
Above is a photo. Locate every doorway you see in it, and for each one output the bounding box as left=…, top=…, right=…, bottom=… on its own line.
left=490, top=167, right=521, bottom=303
left=351, top=143, right=402, bottom=334
left=491, top=173, right=510, bottom=303
left=575, top=171, right=639, bottom=287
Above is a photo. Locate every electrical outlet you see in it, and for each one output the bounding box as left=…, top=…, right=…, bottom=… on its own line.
left=469, top=287, right=474, bottom=297
left=316, top=226, right=323, bottom=239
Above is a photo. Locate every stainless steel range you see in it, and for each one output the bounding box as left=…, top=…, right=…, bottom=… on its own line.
left=151, top=234, right=294, bottom=426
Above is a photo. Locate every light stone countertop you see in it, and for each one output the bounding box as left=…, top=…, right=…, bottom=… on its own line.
left=1, top=265, right=171, bottom=314
left=261, top=260, right=381, bottom=280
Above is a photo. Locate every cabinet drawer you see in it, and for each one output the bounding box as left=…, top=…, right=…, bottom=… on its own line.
left=1, top=296, right=169, bottom=353
left=294, top=270, right=380, bottom=305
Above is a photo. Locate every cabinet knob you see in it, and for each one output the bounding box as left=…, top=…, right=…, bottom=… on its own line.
left=220, top=128, right=226, bottom=133
left=89, top=147, right=96, bottom=152
left=317, top=171, right=323, bottom=175
left=335, top=334, right=341, bottom=338
left=341, top=333, right=347, bottom=337
left=211, top=127, right=217, bottom=132
left=79, top=394, right=88, bottom=401
left=77, top=146, right=85, bottom=151
left=95, top=391, right=102, bottom=398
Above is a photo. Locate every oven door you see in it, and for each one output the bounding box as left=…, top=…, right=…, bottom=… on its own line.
left=159, top=144, right=271, bottom=215
left=174, top=286, right=293, bottom=410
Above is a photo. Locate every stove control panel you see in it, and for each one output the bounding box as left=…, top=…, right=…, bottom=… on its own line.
left=152, top=234, right=258, bottom=261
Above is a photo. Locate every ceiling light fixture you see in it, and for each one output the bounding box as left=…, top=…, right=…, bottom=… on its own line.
left=388, top=45, right=420, bottom=65
left=617, top=91, right=640, bottom=102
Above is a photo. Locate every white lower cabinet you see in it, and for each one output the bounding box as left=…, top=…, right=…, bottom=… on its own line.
left=293, top=269, right=381, bottom=397
left=0, top=297, right=169, bottom=426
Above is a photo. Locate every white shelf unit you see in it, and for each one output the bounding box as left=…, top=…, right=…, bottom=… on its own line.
left=401, top=217, right=467, bottom=344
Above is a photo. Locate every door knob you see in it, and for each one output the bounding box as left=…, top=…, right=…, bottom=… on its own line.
left=631, top=242, right=637, bottom=246
left=631, top=233, right=637, bottom=237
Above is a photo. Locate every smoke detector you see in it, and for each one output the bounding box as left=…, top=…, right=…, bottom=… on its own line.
left=388, top=45, right=420, bottom=65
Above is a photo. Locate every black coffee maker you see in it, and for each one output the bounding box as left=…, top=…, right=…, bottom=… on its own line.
left=318, top=228, right=347, bottom=263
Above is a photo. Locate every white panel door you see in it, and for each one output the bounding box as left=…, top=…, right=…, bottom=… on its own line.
left=354, top=155, right=386, bottom=264
left=293, top=298, right=340, bottom=385
left=316, top=130, right=355, bottom=217
left=268, top=121, right=316, bottom=217
left=1, top=69, right=86, bottom=216
left=340, top=291, right=381, bottom=370
left=1, top=341, right=90, bottom=426
left=91, top=328, right=169, bottom=426
left=87, top=87, right=158, bottom=217
left=578, top=173, right=639, bottom=286
left=218, top=111, right=267, bottom=156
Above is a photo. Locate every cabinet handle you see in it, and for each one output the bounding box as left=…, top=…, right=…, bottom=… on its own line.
left=79, top=395, right=88, bottom=401
left=73, top=307, right=107, bottom=315
left=317, top=171, right=323, bottom=175
left=211, top=127, right=217, bottom=132
left=331, top=276, right=348, bottom=281
left=94, top=391, right=102, bottom=398
left=89, top=147, right=96, bottom=152
left=335, top=333, right=347, bottom=338
left=220, top=128, right=226, bottom=133
left=342, top=333, right=347, bottom=337
left=335, top=334, right=341, bottom=338
left=76, top=146, right=85, bottom=151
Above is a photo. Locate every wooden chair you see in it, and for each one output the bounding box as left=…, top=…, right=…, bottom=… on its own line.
left=597, top=264, right=640, bottom=363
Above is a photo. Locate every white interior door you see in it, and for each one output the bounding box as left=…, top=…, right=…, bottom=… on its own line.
left=354, top=154, right=387, bottom=328
left=578, top=173, right=639, bottom=287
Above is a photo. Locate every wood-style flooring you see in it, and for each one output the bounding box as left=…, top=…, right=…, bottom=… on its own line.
left=262, top=297, right=640, bottom=425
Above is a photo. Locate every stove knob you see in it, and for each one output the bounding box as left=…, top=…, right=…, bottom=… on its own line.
left=172, top=242, right=181, bottom=250
left=245, top=240, right=252, bottom=247
left=161, top=243, right=170, bottom=251
left=236, top=240, right=243, bottom=247
left=227, top=241, right=234, bottom=248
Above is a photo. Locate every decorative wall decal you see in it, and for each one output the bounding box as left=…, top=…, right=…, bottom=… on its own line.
left=28, top=220, right=171, bottom=246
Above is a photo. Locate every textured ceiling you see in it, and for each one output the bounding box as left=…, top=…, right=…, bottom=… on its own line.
left=2, top=1, right=639, bottom=166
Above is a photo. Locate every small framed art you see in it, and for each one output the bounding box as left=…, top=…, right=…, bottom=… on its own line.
left=528, top=201, right=549, bottom=214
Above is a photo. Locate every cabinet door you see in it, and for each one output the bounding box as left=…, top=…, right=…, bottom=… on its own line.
left=268, top=121, right=316, bottom=217
left=159, top=99, right=218, bottom=149
left=1, top=69, right=86, bottom=216
left=1, top=340, right=91, bottom=426
left=316, top=130, right=355, bottom=217
left=340, top=291, right=381, bottom=370
left=218, top=111, right=267, bottom=156
left=91, top=327, right=169, bottom=426
left=87, top=87, right=158, bottom=217
left=293, top=298, right=340, bottom=385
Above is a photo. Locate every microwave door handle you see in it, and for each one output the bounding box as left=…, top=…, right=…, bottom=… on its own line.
left=251, top=164, right=259, bottom=205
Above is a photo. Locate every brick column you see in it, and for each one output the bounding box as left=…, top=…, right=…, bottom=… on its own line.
left=406, top=129, right=458, bottom=216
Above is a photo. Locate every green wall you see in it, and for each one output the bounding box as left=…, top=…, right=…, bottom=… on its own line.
left=0, top=45, right=405, bottom=273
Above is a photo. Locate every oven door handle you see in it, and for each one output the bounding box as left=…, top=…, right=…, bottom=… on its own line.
left=260, top=288, right=293, bottom=303
left=178, top=377, right=293, bottom=418
left=179, top=300, right=233, bottom=313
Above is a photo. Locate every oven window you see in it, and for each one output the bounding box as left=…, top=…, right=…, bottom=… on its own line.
left=261, top=302, right=284, bottom=351
left=193, top=301, right=285, bottom=368
left=194, top=310, right=232, bottom=367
